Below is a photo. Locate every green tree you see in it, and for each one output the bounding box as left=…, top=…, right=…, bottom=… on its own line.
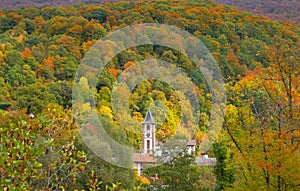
left=0, top=16, right=15, bottom=32
left=23, top=18, right=36, bottom=34
left=13, top=82, right=56, bottom=113
left=0, top=111, right=48, bottom=190
left=83, top=7, right=108, bottom=24
left=145, top=149, right=201, bottom=191
left=213, top=142, right=235, bottom=190
left=49, top=80, right=72, bottom=108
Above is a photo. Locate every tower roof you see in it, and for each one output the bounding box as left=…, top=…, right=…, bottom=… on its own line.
left=142, top=108, right=154, bottom=124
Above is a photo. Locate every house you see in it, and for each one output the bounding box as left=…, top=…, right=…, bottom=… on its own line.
left=187, top=139, right=196, bottom=155
left=132, top=109, right=216, bottom=176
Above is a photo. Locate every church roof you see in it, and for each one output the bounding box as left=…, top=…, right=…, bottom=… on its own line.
left=132, top=153, right=157, bottom=163
left=142, top=108, right=154, bottom=124
left=187, top=140, right=196, bottom=146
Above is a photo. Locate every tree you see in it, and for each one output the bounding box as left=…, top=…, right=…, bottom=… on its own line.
left=0, top=111, right=47, bottom=190
left=0, top=107, right=88, bottom=190
left=145, top=149, right=202, bottom=191
left=0, top=16, right=15, bottom=32
left=83, top=7, right=108, bottom=24
left=213, top=142, right=235, bottom=190
left=223, top=60, right=300, bottom=190
left=23, top=18, right=36, bottom=34
left=82, top=19, right=106, bottom=41
left=49, top=80, right=72, bottom=108
left=13, top=82, right=56, bottom=114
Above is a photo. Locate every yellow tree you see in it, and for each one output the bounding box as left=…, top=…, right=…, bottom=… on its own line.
left=223, top=37, right=300, bottom=190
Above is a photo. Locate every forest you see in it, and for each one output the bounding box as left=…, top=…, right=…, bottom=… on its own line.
left=2, top=0, right=300, bottom=24
left=0, top=0, right=299, bottom=190
left=215, top=0, right=300, bottom=23
left=3, top=0, right=300, bottom=23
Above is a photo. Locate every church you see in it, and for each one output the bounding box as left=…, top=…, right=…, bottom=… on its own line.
left=132, top=109, right=216, bottom=176
left=132, top=109, right=158, bottom=176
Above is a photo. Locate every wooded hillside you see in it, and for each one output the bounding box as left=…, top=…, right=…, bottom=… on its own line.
left=0, top=0, right=299, bottom=190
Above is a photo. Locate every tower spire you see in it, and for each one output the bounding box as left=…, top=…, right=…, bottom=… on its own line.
left=142, top=108, right=155, bottom=153
left=142, top=108, right=154, bottom=123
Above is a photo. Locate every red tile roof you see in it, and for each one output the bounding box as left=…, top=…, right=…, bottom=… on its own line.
left=132, top=153, right=157, bottom=163
left=187, top=139, right=196, bottom=146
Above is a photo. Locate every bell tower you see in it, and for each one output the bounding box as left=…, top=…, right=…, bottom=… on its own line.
left=142, top=108, right=155, bottom=154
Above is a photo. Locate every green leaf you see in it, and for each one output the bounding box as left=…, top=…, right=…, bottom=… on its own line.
left=13, top=139, right=20, bottom=149
left=33, top=161, right=43, bottom=168
left=12, top=160, right=21, bottom=166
